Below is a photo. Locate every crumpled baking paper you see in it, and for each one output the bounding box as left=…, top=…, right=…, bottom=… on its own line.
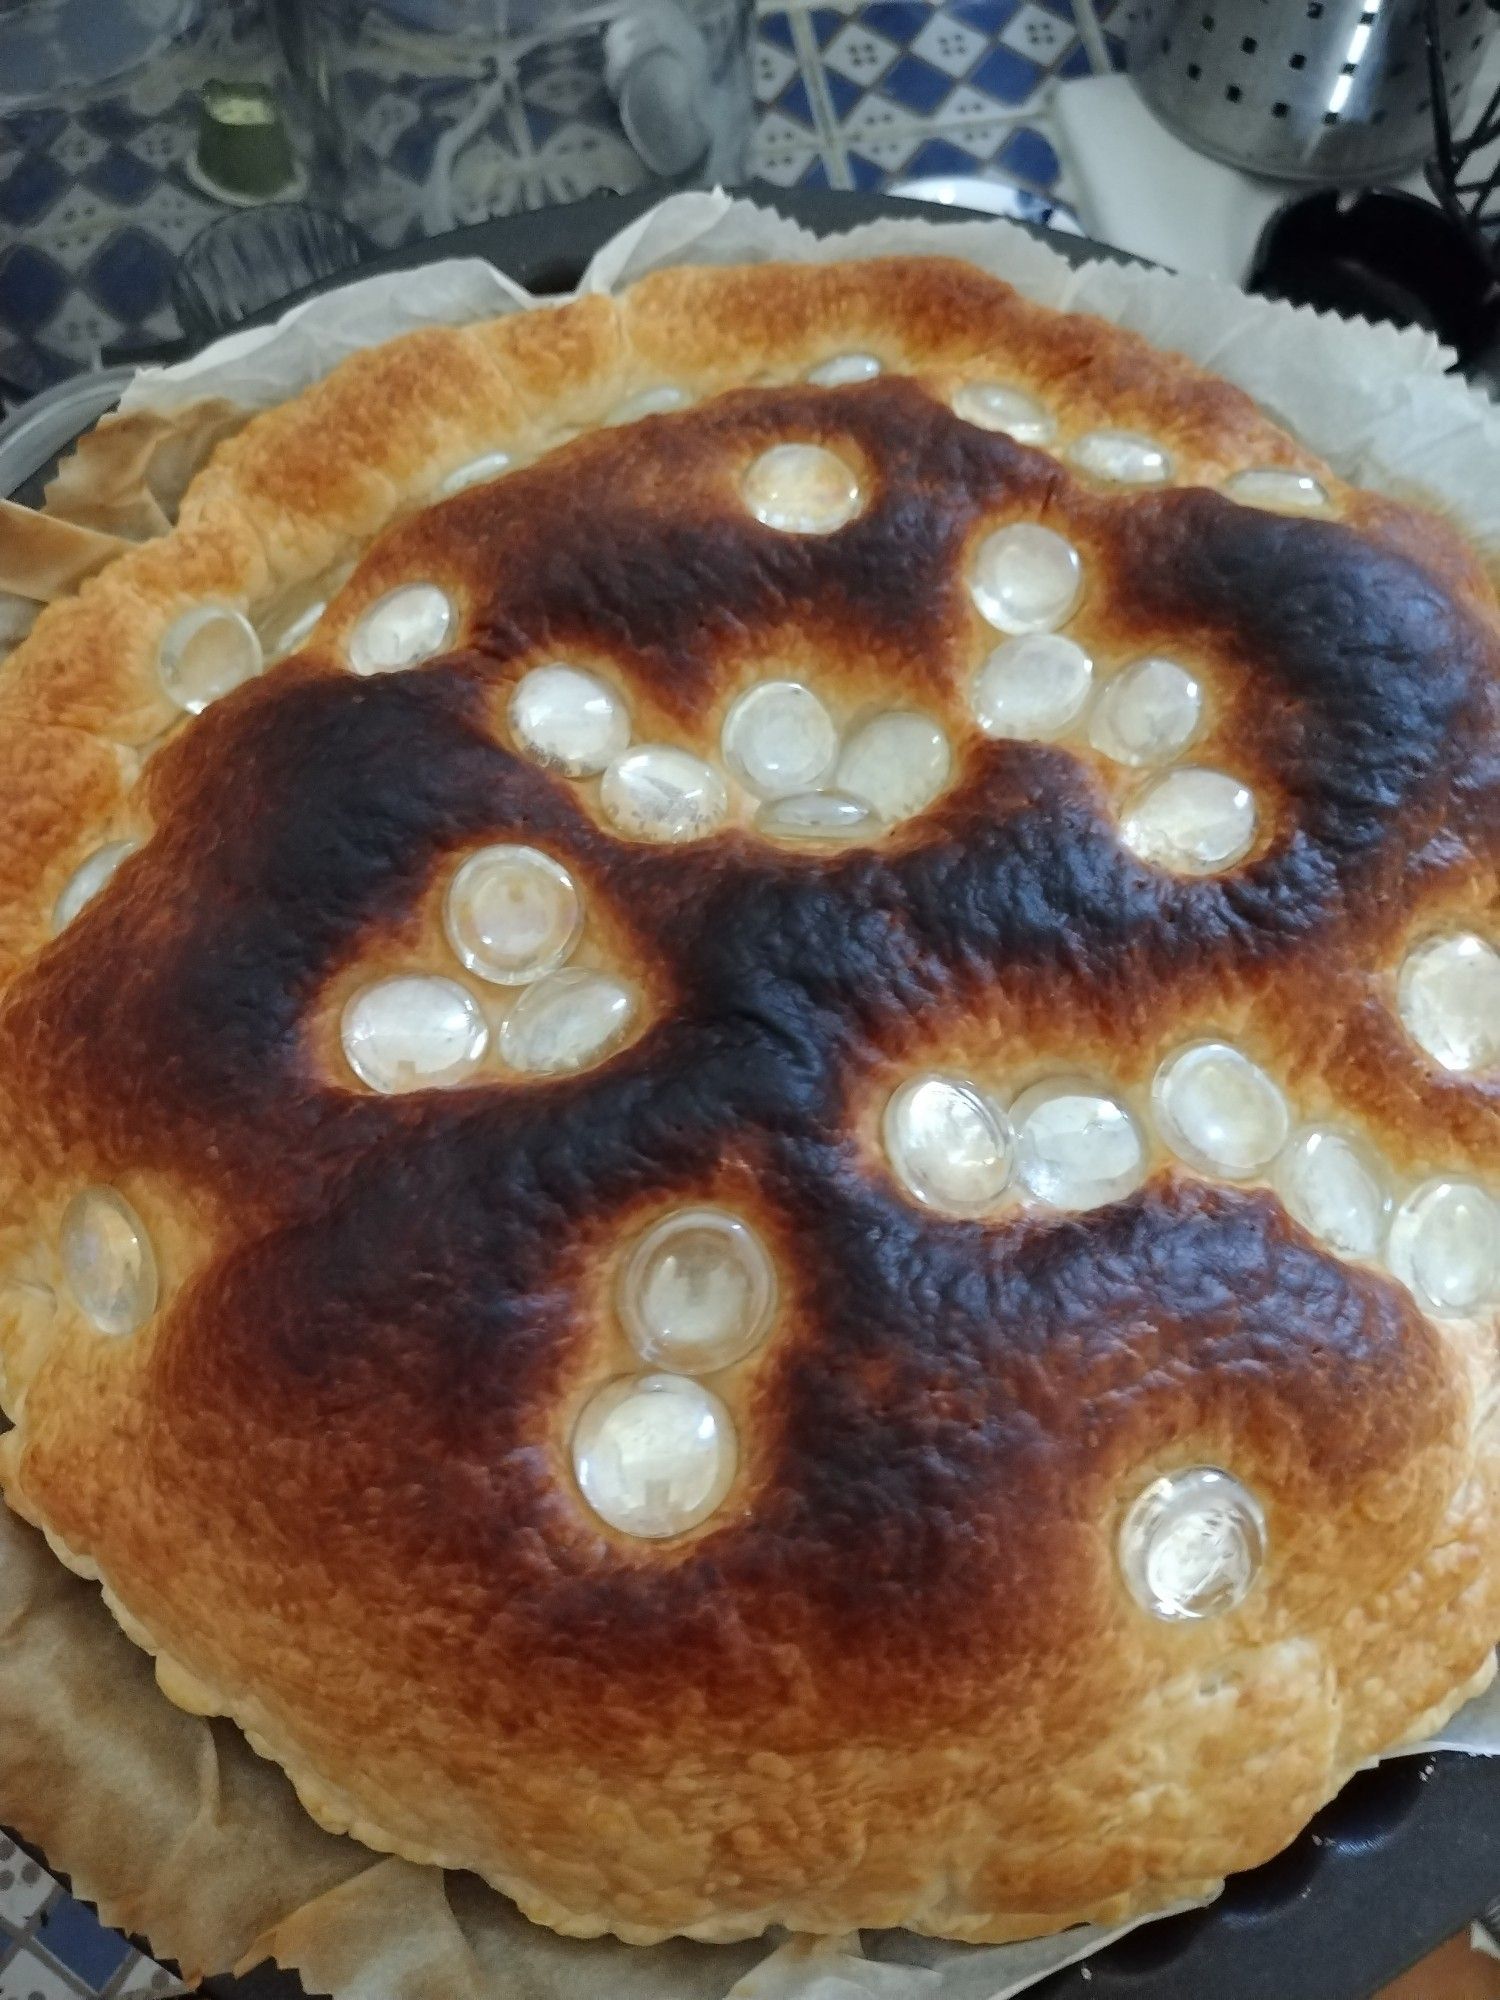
left=4, top=189, right=1499, bottom=2000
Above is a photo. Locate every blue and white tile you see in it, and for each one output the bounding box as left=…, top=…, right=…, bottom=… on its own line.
left=849, top=113, right=1077, bottom=215
left=0, top=1842, right=52, bottom=1928
left=784, top=0, right=1070, bottom=116
left=820, top=16, right=904, bottom=88
left=0, top=1841, right=175, bottom=2000
left=31, top=1898, right=132, bottom=1995
left=910, top=11, right=995, bottom=78
left=749, top=111, right=826, bottom=185
left=755, top=33, right=803, bottom=101
left=999, top=2, right=1080, bottom=66
left=762, top=0, right=1106, bottom=204
left=0, top=1952, right=88, bottom=2000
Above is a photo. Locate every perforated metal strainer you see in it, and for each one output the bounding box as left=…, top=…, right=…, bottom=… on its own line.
left=1121, top=0, right=1496, bottom=183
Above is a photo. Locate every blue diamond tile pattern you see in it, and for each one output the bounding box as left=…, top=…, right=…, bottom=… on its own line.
left=755, top=0, right=1104, bottom=198
left=996, top=120, right=1062, bottom=184
left=79, top=99, right=154, bottom=142
left=882, top=48, right=957, bottom=113
left=0, top=243, right=70, bottom=332
left=0, top=150, right=69, bottom=228
left=3, top=106, right=68, bottom=152
left=855, top=1, right=933, bottom=41
left=80, top=145, right=159, bottom=208
left=83, top=224, right=179, bottom=323
left=0, top=0, right=1106, bottom=1967
left=967, top=41, right=1046, bottom=103
left=34, top=1894, right=133, bottom=1988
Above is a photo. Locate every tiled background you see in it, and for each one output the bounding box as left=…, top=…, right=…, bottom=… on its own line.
left=0, top=0, right=1123, bottom=399
left=752, top=0, right=1122, bottom=195
left=1, top=6, right=1114, bottom=1980
left=0, top=1834, right=175, bottom=1998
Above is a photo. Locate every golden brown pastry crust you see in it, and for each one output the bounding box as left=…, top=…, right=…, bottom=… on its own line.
left=0, top=257, right=1497, bottom=1945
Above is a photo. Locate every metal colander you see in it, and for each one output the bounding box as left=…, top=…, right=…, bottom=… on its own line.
left=1121, top=0, right=1496, bottom=183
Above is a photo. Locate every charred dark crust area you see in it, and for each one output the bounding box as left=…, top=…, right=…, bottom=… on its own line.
left=3, top=379, right=1493, bottom=1723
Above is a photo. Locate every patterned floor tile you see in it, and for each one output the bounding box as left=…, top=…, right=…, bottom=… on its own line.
left=882, top=46, right=962, bottom=113
left=33, top=1900, right=131, bottom=1991
left=749, top=118, right=824, bottom=185
left=0, top=245, right=69, bottom=333
left=822, top=17, right=904, bottom=87
left=0, top=1845, right=52, bottom=1929
left=910, top=10, right=994, bottom=75
left=964, top=38, right=1047, bottom=104
left=1000, top=0, right=1077, bottom=64
left=799, top=0, right=1096, bottom=153
left=0, top=1957, right=89, bottom=2000
left=755, top=35, right=802, bottom=98
left=0, top=152, right=69, bottom=229
left=994, top=119, right=1063, bottom=183
left=79, top=146, right=159, bottom=209
left=847, top=111, right=1079, bottom=219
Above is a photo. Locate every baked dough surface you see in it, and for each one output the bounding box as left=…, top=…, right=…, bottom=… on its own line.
left=0, top=258, right=1496, bottom=1944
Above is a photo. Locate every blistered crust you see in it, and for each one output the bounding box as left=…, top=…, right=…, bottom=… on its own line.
left=0, top=258, right=1497, bottom=1945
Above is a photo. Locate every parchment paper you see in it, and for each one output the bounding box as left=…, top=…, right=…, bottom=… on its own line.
left=4, top=189, right=1500, bottom=2000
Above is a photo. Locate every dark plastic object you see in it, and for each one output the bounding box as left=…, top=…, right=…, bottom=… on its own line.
left=172, top=203, right=370, bottom=349
left=1248, top=185, right=1500, bottom=367
left=1425, top=0, right=1500, bottom=287
left=6, top=189, right=1500, bottom=1996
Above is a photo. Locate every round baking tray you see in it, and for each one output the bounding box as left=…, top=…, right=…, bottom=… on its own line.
left=5, top=186, right=1499, bottom=2000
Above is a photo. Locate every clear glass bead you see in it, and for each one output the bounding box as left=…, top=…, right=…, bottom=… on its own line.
left=348, top=583, right=454, bottom=675
left=883, top=1073, right=1014, bottom=1216
left=52, top=839, right=139, bottom=934
left=1120, top=1466, right=1267, bottom=1622
left=1273, top=1126, right=1391, bottom=1260
left=341, top=975, right=488, bottom=1093
left=1397, top=933, right=1500, bottom=1075
left=970, top=632, right=1093, bottom=740
left=601, top=745, right=728, bottom=842
left=1121, top=768, right=1256, bottom=873
left=950, top=382, right=1055, bottom=445
left=606, top=385, right=687, bottom=425
left=510, top=662, right=630, bottom=778
left=498, top=967, right=635, bottom=1074
left=836, top=709, right=951, bottom=821
left=722, top=680, right=838, bottom=798
left=808, top=352, right=881, bottom=387
left=444, top=845, right=581, bottom=986
left=969, top=523, right=1082, bottom=635
left=440, top=449, right=512, bottom=495
left=756, top=789, right=883, bottom=845
left=1152, top=1041, right=1289, bottom=1180
left=1012, top=1080, right=1146, bottom=1209
left=60, top=1186, right=158, bottom=1336
left=157, top=605, right=264, bottom=714
left=742, top=444, right=862, bottom=534
left=620, top=1208, right=776, bottom=1373
left=1089, top=657, right=1203, bottom=767
left=572, top=1372, right=737, bottom=1539
left=1224, top=468, right=1329, bottom=513
left=1387, top=1179, right=1499, bottom=1317
left=1069, top=430, right=1173, bottom=485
